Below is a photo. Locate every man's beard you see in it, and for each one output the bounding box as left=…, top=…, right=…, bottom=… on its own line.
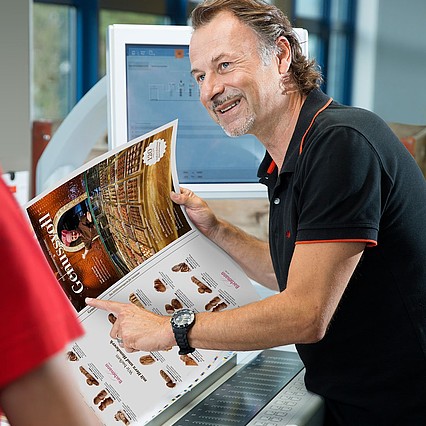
left=220, top=113, right=255, bottom=137
left=211, top=92, right=255, bottom=137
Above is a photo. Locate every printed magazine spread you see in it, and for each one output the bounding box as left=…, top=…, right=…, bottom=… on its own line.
left=25, top=120, right=260, bottom=425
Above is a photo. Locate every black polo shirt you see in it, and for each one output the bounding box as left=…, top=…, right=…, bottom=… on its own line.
left=258, top=89, right=426, bottom=424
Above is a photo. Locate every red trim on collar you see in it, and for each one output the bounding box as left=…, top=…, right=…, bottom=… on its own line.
left=266, top=161, right=276, bottom=174
left=299, top=98, right=333, bottom=154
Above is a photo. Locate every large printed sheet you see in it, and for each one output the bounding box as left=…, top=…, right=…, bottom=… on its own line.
left=26, top=121, right=260, bottom=425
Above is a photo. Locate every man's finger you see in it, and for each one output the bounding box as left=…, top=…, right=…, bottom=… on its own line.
left=85, top=297, right=123, bottom=314
left=171, top=187, right=202, bottom=209
left=170, top=189, right=186, bottom=205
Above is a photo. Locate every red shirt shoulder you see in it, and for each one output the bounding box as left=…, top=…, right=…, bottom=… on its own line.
left=0, top=178, right=83, bottom=388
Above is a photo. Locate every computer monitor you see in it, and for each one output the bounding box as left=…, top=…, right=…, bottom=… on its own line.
left=107, top=24, right=308, bottom=198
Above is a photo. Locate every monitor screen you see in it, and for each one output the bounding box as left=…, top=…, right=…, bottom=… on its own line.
left=107, top=24, right=308, bottom=198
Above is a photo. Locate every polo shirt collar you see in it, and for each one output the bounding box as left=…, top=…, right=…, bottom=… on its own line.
left=258, top=89, right=332, bottom=179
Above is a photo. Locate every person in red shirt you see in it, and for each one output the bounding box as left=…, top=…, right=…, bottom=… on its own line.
left=0, top=176, right=100, bottom=426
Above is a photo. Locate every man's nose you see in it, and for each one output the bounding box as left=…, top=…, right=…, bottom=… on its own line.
left=200, top=74, right=225, bottom=105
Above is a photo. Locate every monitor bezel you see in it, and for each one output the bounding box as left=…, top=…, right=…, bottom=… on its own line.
left=107, top=24, right=194, bottom=150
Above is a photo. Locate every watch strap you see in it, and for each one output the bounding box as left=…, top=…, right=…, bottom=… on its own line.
left=174, top=328, right=195, bottom=355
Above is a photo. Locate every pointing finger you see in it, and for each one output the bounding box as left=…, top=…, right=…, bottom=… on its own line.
left=85, top=297, right=124, bottom=314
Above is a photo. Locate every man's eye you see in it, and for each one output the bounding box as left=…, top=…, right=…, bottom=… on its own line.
left=197, top=75, right=205, bottom=83
left=220, top=62, right=230, bottom=70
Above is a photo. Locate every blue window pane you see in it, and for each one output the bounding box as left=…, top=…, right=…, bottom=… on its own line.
left=327, top=33, right=347, bottom=102
left=331, top=0, right=350, bottom=22
left=294, top=0, right=354, bottom=104
left=295, top=0, right=324, bottom=19
left=33, top=3, right=77, bottom=121
left=306, top=33, right=321, bottom=62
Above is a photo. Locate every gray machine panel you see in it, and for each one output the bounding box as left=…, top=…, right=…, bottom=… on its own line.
left=171, top=350, right=323, bottom=425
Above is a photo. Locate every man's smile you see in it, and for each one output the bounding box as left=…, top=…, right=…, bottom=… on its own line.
left=218, top=99, right=241, bottom=114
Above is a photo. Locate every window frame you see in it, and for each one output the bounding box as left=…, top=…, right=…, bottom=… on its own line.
left=34, top=0, right=187, bottom=102
left=292, top=0, right=356, bottom=104
left=34, top=0, right=356, bottom=104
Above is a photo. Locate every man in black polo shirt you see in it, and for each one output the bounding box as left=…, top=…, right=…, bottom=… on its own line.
left=86, top=0, right=426, bottom=424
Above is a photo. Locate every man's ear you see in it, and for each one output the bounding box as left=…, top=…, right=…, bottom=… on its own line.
left=276, top=36, right=292, bottom=74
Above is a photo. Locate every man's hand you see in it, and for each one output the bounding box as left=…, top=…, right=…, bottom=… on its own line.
left=171, top=187, right=278, bottom=289
left=170, top=188, right=220, bottom=239
left=85, top=298, right=175, bottom=353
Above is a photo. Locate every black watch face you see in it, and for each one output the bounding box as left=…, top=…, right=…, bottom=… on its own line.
left=173, top=309, right=195, bottom=327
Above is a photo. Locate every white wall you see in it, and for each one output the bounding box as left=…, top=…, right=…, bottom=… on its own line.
left=0, top=0, right=31, bottom=172
left=353, top=0, right=426, bottom=125
left=351, top=0, right=379, bottom=112
left=373, top=0, right=426, bottom=124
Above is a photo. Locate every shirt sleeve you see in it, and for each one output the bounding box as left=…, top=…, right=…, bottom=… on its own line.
left=0, top=178, right=84, bottom=388
left=295, top=126, right=385, bottom=245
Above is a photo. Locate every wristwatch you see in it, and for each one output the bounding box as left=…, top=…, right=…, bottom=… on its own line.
left=170, top=308, right=196, bottom=355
